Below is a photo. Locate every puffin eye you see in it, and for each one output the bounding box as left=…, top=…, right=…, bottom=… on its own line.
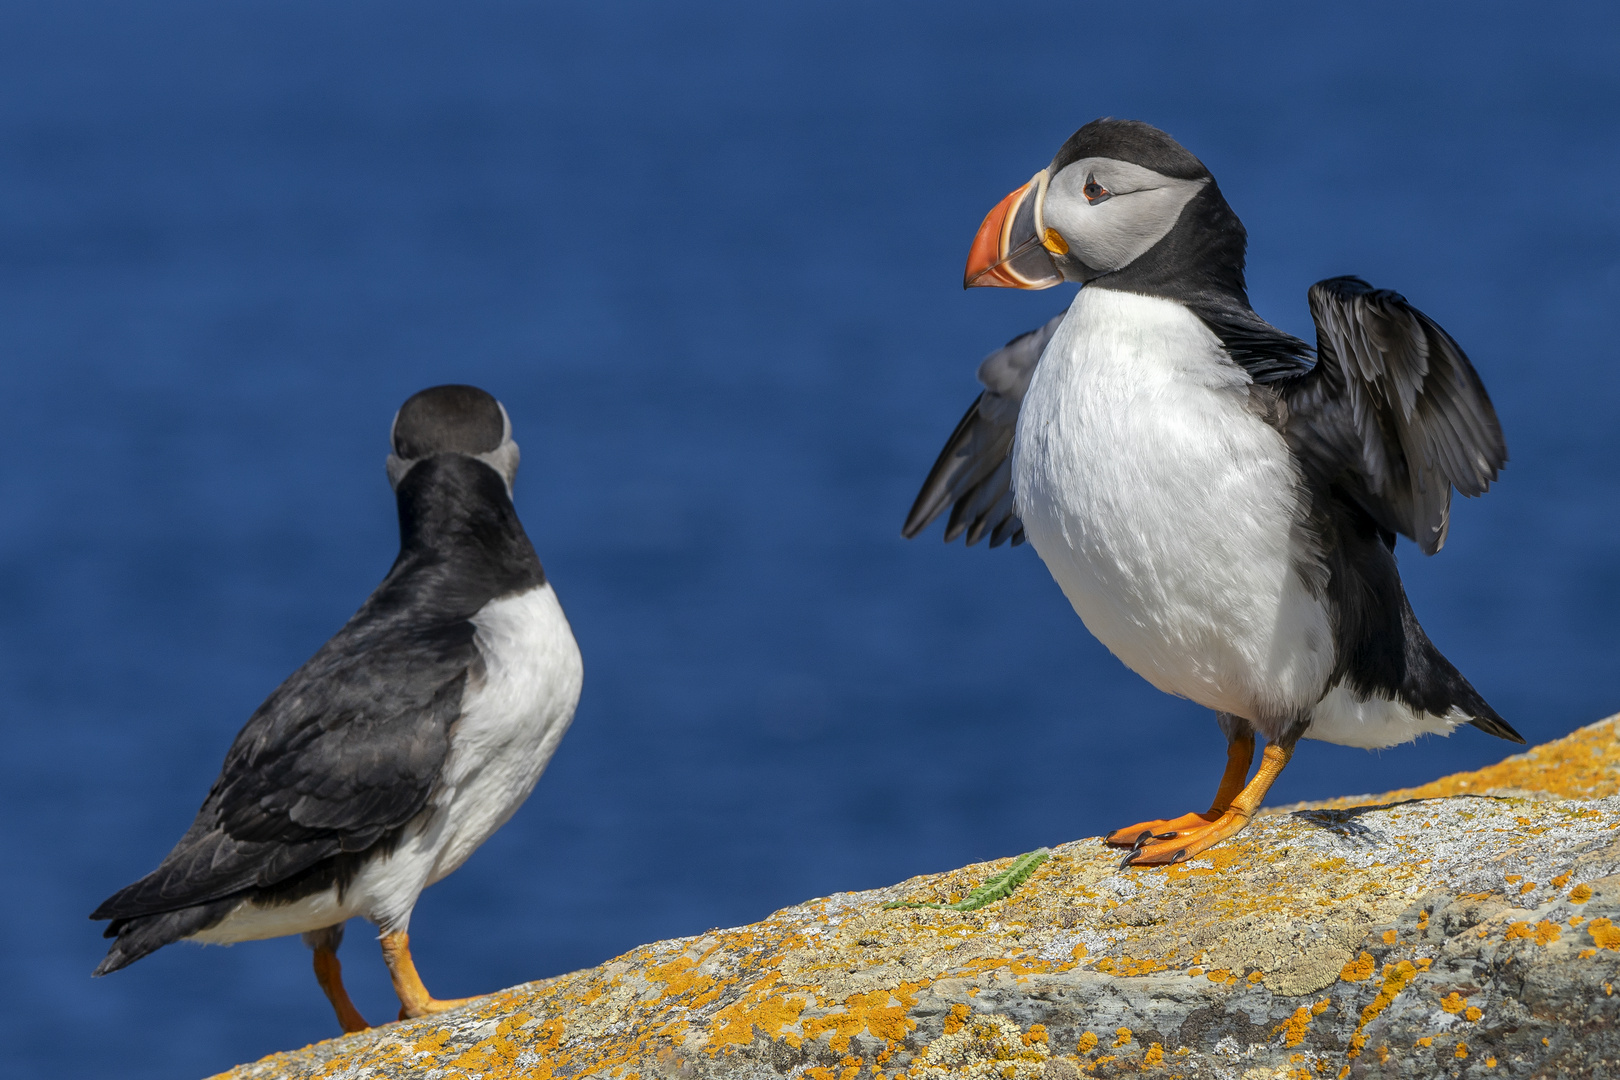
left=1083, top=174, right=1111, bottom=204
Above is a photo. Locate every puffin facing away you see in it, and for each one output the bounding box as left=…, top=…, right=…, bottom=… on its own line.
left=92, top=384, right=584, bottom=1030
left=904, top=119, right=1523, bottom=866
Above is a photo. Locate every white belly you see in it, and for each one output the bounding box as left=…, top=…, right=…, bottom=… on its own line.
left=190, top=581, right=583, bottom=943
left=1012, top=288, right=1333, bottom=730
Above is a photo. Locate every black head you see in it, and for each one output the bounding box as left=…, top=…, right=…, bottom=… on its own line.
left=964, top=118, right=1250, bottom=303
left=386, top=384, right=520, bottom=493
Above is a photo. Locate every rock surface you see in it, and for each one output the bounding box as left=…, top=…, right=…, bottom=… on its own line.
left=218, top=716, right=1620, bottom=1080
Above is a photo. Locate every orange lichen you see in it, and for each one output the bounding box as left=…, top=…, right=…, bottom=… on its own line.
left=1588, top=918, right=1620, bottom=951
left=1465, top=1006, right=1482, bottom=1023
left=1551, top=870, right=1573, bottom=890
left=1305, top=713, right=1620, bottom=807
left=1142, top=1043, right=1164, bottom=1066
left=1093, top=955, right=1167, bottom=977
left=942, top=1003, right=971, bottom=1036
left=1571, top=883, right=1595, bottom=904
left=801, top=985, right=922, bottom=1053
left=1439, top=992, right=1466, bottom=1014
left=1339, top=952, right=1376, bottom=982
left=1077, top=1031, right=1098, bottom=1054
left=1275, top=1007, right=1312, bottom=1047
left=706, top=989, right=807, bottom=1052
left=1381, top=929, right=1398, bottom=945
left=1113, top=1027, right=1133, bottom=1048
left=1415, top=1036, right=1433, bottom=1048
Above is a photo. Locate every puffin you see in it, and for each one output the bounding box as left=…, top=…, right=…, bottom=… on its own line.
left=903, top=119, right=1523, bottom=866
left=91, top=384, right=584, bottom=1030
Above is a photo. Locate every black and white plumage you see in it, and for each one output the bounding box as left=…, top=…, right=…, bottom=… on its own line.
left=908, top=120, right=1521, bottom=864
left=92, top=384, right=582, bottom=1025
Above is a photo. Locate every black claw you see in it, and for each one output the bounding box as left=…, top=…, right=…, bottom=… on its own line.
left=1118, top=848, right=1140, bottom=871
left=1172, top=849, right=1188, bottom=863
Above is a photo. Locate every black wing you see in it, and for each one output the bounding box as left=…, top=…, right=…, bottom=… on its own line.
left=90, top=595, right=473, bottom=924
left=902, top=314, right=1064, bottom=547
left=1283, top=276, right=1506, bottom=555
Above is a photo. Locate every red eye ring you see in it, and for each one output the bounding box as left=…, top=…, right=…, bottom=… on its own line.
left=1083, top=179, right=1110, bottom=203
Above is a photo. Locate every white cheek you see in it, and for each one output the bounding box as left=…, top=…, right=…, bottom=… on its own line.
left=1042, top=163, right=1207, bottom=273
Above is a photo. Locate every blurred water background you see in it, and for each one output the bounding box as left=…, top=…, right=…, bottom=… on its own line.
left=0, top=2, right=1617, bottom=1075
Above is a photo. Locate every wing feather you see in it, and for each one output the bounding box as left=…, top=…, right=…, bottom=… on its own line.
left=1284, top=277, right=1505, bottom=554
left=902, top=314, right=1063, bottom=547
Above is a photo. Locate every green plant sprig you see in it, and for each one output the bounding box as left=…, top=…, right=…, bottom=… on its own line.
left=882, top=848, right=1050, bottom=912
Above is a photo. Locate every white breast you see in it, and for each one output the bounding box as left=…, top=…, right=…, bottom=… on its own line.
left=425, top=581, right=583, bottom=884
left=1012, top=288, right=1333, bottom=733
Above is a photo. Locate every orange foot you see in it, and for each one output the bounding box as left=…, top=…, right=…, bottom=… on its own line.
left=1105, top=811, right=1221, bottom=848
left=380, top=930, right=481, bottom=1020
left=1120, top=806, right=1254, bottom=865
left=1115, top=743, right=1293, bottom=868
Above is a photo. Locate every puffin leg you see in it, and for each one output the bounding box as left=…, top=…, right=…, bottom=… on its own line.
left=1105, top=729, right=1256, bottom=847
left=1123, top=742, right=1293, bottom=866
left=302, top=924, right=370, bottom=1033
left=380, top=931, right=474, bottom=1020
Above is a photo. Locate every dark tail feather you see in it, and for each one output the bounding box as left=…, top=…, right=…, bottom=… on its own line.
left=1469, top=714, right=1526, bottom=745
left=92, top=899, right=237, bottom=976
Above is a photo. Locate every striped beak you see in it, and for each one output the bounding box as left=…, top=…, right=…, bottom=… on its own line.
left=963, top=170, right=1065, bottom=289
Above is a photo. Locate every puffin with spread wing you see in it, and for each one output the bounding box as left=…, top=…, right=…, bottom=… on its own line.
left=904, top=119, right=1522, bottom=866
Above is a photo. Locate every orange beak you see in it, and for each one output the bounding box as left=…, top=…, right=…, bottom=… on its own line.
left=963, top=171, right=1065, bottom=290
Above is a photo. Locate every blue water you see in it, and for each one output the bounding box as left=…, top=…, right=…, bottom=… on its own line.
left=1, top=2, right=1617, bottom=1076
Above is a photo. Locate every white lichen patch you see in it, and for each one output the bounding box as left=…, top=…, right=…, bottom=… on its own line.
left=916, top=1013, right=1048, bottom=1079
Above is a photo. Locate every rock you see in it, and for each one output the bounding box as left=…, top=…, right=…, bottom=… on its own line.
left=216, top=716, right=1620, bottom=1080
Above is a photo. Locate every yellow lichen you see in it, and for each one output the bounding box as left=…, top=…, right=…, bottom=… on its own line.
left=1415, top=1036, right=1433, bottom=1048
left=1465, top=1006, right=1482, bottom=1023
left=1588, top=917, right=1620, bottom=951
left=1339, top=951, right=1375, bottom=982
left=1077, top=1031, right=1098, bottom=1054
left=1275, top=1007, right=1312, bottom=1048
left=1113, top=1027, right=1132, bottom=1047
left=1456, top=1042, right=1469, bottom=1059
left=1439, top=992, right=1466, bottom=1014
left=1381, top=929, right=1397, bottom=945
left=1142, top=1043, right=1164, bottom=1066
left=1570, top=883, right=1594, bottom=903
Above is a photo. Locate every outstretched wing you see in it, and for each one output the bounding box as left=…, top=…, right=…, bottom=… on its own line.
left=1283, top=276, right=1506, bottom=554
left=902, top=314, right=1064, bottom=547
left=91, top=577, right=475, bottom=922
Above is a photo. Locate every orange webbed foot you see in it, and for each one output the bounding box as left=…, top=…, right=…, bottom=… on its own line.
left=1104, top=811, right=1221, bottom=848
left=1119, top=807, right=1254, bottom=866
left=1116, top=743, right=1294, bottom=868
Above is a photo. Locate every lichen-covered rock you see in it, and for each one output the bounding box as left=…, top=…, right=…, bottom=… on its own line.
left=216, top=716, right=1620, bottom=1080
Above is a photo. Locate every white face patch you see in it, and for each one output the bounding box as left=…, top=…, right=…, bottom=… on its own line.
left=1040, top=157, right=1207, bottom=275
